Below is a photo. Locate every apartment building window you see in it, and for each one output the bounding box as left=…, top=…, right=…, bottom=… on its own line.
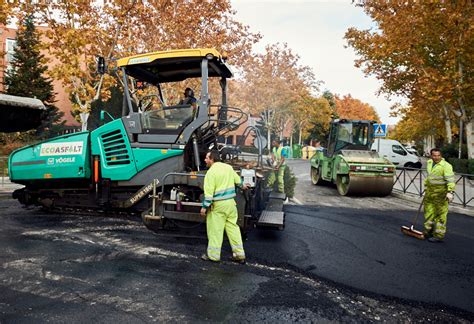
left=5, top=38, right=16, bottom=71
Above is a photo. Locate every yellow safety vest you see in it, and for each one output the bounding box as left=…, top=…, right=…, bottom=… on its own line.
left=272, top=146, right=286, bottom=165
left=425, top=158, right=455, bottom=192
left=202, top=162, right=242, bottom=208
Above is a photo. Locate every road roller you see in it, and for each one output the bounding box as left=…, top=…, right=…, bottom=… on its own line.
left=310, top=119, right=395, bottom=196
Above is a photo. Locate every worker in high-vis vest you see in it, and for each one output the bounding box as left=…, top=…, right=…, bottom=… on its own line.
left=267, top=139, right=287, bottom=193
left=200, top=150, right=248, bottom=263
left=424, top=148, right=455, bottom=243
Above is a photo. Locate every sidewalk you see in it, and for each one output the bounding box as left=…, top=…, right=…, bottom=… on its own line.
left=393, top=168, right=474, bottom=212
left=391, top=191, right=474, bottom=217
left=0, top=177, right=22, bottom=198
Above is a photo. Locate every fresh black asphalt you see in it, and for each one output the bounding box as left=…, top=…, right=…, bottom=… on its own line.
left=1, top=158, right=473, bottom=321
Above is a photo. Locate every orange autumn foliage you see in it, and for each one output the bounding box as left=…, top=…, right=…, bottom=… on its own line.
left=335, top=94, right=380, bottom=122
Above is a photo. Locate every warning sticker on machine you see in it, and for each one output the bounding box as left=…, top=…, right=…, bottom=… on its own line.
left=40, top=142, right=84, bottom=156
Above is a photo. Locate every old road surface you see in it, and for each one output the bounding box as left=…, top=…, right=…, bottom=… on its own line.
left=0, top=159, right=473, bottom=322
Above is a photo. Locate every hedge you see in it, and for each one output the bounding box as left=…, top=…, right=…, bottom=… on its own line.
left=446, top=158, right=474, bottom=175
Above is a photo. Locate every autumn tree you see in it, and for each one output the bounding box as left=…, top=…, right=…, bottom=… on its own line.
left=295, top=90, right=339, bottom=144
left=392, top=104, right=445, bottom=150
left=136, top=1, right=260, bottom=62
left=292, top=94, right=332, bottom=145
left=391, top=93, right=461, bottom=155
left=346, top=1, right=473, bottom=158
left=334, top=94, right=380, bottom=121
left=322, top=90, right=337, bottom=118
left=240, top=43, right=318, bottom=148
left=10, top=1, right=260, bottom=125
left=0, top=1, right=14, bottom=25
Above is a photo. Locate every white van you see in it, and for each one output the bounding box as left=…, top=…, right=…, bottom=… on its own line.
left=371, top=139, right=422, bottom=168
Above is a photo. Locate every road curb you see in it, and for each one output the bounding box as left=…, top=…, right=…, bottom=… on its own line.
left=391, top=191, right=474, bottom=217
left=0, top=192, right=12, bottom=200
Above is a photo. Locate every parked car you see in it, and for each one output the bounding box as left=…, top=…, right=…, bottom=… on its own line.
left=404, top=145, right=420, bottom=156
left=217, top=143, right=241, bottom=160
left=371, top=139, right=422, bottom=168
left=405, top=146, right=420, bottom=156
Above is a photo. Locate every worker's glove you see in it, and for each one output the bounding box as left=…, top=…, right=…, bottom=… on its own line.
left=446, top=192, right=454, bottom=203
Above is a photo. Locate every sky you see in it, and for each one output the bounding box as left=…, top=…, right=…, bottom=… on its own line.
left=231, top=0, right=402, bottom=125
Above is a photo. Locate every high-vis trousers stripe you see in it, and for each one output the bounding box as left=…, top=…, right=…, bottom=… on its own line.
left=424, top=199, right=448, bottom=239
left=267, top=165, right=286, bottom=193
left=206, top=199, right=245, bottom=261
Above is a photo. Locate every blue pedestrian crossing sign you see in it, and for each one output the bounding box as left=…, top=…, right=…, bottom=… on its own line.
left=373, top=124, right=387, bottom=137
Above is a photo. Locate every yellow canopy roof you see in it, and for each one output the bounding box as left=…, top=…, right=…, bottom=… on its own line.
left=117, top=48, right=222, bottom=67
left=116, top=48, right=233, bottom=83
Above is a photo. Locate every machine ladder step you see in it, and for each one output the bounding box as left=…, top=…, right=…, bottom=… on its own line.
left=269, top=191, right=286, bottom=200
left=257, top=210, right=285, bottom=230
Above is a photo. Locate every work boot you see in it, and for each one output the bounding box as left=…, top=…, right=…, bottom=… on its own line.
left=230, top=257, right=246, bottom=265
left=201, top=254, right=219, bottom=262
left=427, top=237, right=443, bottom=243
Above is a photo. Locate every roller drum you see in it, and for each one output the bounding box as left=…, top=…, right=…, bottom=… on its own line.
left=336, top=174, right=393, bottom=196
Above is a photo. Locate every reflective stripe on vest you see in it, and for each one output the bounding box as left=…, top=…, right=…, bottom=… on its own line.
left=426, top=159, right=455, bottom=191
left=202, top=162, right=241, bottom=208
left=273, top=146, right=285, bottom=164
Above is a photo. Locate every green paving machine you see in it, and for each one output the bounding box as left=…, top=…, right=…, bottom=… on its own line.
left=310, top=119, right=395, bottom=196
left=9, top=48, right=285, bottom=233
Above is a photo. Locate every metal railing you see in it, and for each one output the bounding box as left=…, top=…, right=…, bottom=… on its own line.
left=393, top=167, right=474, bottom=208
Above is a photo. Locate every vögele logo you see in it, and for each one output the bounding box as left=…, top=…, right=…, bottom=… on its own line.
left=55, top=157, right=76, bottom=164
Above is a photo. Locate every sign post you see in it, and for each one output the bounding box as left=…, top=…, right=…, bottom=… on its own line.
left=373, top=123, right=387, bottom=153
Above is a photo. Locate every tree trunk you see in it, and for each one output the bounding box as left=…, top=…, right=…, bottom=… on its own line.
left=267, top=127, right=271, bottom=152
left=455, top=61, right=473, bottom=159
left=442, top=104, right=452, bottom=144
left=279, top=121, right=286, bottom=141
left=280, top=119, right=287, bottom=141
left=298, top=121, right=303, bottom=145
left=458, top=119, right=463, bottom=159
left=423, top=135, right=435, bottom=156
left=465, top=121, right=474, bottom=159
